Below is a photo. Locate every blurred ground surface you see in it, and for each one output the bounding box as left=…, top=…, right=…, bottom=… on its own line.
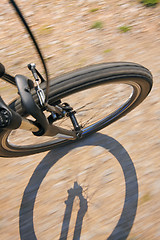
left=0, top=0, right=160, bottom=239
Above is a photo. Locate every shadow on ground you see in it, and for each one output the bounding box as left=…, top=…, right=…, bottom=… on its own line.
left=59, top=181, right=88, bottom=240
left=19, top=133, right=138, bottom=240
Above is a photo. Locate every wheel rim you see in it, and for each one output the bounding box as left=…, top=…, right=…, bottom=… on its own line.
left=2, top=79, right=141, bottom=154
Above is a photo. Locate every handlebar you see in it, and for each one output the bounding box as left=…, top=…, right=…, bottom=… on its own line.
left=0, top=63, right=16, bottom=86
left=0, top=63, right=5, bottom=78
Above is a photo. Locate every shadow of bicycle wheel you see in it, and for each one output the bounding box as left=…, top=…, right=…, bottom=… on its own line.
left=19, top=133, right=138, bottom=240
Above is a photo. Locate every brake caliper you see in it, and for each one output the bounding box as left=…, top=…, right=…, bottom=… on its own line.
left=28, top=63, right=45, bottom=106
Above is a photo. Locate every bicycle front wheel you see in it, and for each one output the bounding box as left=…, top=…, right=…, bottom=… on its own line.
left=0, top=62, right=152, bottom=157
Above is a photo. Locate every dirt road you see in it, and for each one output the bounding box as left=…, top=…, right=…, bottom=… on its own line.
left=0, top=0, right=160, bottom=239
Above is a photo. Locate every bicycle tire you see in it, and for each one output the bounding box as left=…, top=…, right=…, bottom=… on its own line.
left=0, top=62, right=152, bottom=157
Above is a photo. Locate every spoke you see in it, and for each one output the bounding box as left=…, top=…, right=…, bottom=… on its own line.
left=75, top=102, right=94, bottom=112
left=81, top=112, right=98, bottom=128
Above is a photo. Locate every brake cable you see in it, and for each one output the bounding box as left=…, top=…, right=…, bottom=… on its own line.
left=9, top=0, right=50, bottom=103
